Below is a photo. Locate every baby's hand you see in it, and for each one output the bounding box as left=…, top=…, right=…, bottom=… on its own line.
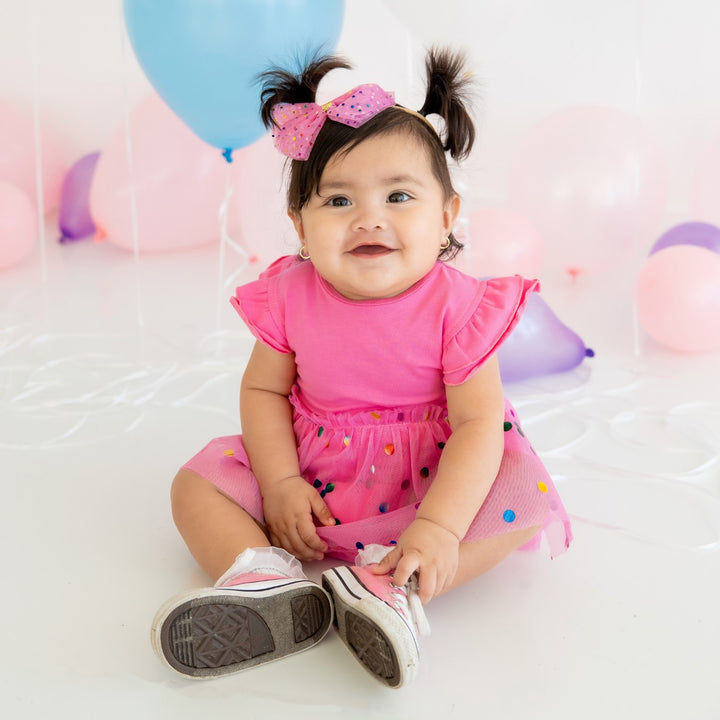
left=261, top=475, right=336, bottom=561
left=371, top=518, right=460, bottom=604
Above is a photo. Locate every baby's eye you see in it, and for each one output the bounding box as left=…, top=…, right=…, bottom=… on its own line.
left=327, top=196, right=350, bottom=207
left=388, top=191, right=411, bottom=203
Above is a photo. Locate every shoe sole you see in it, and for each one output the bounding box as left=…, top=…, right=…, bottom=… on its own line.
left=151, top=580, right=332, bottom=678
left=321, top=566, right=418, bottom=689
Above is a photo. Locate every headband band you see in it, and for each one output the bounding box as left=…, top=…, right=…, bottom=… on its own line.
left=271, top=83, right=433, bottom=161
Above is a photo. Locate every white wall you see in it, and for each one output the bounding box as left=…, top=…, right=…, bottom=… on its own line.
left=2, top=0, right=719, bottom=247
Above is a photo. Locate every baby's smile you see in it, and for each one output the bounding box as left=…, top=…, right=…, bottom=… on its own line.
left=349, top=244, right=395, bottom=257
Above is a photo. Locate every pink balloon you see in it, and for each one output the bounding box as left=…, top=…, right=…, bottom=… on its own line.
left=229, top=133, right=298, bottom=269
left=509, top=105, right=666, bottom=276
left=0, top=182, right=38, bottom=270
left=690, top=129, right=720, bottom=227
left=462, top=207, right=543, bottom=278
left=636, top=245, right=720, bottom=353
left=90, top=94, right=230, bottom=252
left=0, top=102, right=67, bottom=214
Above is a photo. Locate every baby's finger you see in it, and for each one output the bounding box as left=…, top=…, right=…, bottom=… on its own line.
left=309, top=493, right=336, bottom=528
left=416, top=566, right=437, bottom=605
left=391, top=551, right=420, bottom=588
left=370, top=546, right=400, bottom=575
left=297, top=515, right=328, bottom=554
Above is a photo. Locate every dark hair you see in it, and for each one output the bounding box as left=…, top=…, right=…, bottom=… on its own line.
left=259, top=48, right=475, bottom=261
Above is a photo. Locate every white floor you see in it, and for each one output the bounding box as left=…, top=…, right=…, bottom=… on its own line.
left=2, top=234, right=719, bottom=720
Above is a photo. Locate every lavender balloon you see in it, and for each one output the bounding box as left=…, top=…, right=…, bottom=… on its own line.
left=498, top=294, right=593, bottom=382
left=58, top=152, right=100, bottom=242
left=649, top=221, right=720, bottom=256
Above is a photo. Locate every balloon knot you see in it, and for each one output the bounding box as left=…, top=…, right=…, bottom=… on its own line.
left=585, top=348, right=595, bottom=358
left=566, top=266, right=584, bottom=280
left=222, top=148, right=234, bottom=163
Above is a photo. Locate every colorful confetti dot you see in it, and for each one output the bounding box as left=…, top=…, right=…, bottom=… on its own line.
left=538, top=481, right=548, bottom=493
left=503, top=509, right=516, bottom=523
left=334, top=518, right=341, bottom=525
left=313, top=479, right=322, bottom=489
left=343, top=435, right=351, bottom=447
left=223, top=449, right=235, bottom=457
left=419, top=467, right=429, bottom=479
left=503, top=421, right=513, bottom=432
left=325, top=483, right=335, bottom=493
left=438, top=441, right=446, bottom=450
left=401, top=479, right=410, bottom=490
left=370, top=411, right=381, bottom=420
left=379, top=502, right=389, bottom=513
left=317, top=426, right=324, bottom=437
left=355, top=541, right=365, bottom=550
left=384, top=443, right=395, bottom=455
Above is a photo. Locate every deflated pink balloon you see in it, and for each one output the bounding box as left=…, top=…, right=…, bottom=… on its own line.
left=90, top=94, right=229, bottom=252
left=509, top=105, right=666, bottom=276
left=463, top=207, right=543, bottom=278
left=636, top=245, right=720, bottom=353
left=497, top=293, right=593, bottom=382
left=0, top=182, right=37, bottom=270
left=0, top=102, right=67, bottom=214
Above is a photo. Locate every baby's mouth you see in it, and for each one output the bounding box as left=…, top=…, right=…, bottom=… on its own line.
left=349, top=244, right=394, bottom=257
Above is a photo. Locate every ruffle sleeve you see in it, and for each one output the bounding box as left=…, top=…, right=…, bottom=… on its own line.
left=229, top=256, right=297, bottom=354
left=442, top=276, right=539, bottom=385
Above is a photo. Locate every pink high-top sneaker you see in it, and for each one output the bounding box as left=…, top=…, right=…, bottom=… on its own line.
left=151, top=547, right=332, bottom=679
left=321, top=546, right=430, bottom=689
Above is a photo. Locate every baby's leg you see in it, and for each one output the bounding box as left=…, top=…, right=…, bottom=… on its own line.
left=154, top=468, right=333, bottom=679
left=444, top=524, right=542, bottom=594
left=171, top=468, right=270, bottom=582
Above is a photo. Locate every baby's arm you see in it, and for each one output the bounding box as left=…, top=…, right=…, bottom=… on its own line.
left=373, top=355, right=505, bottom=600
left=240, top=341, right=336, bottom=560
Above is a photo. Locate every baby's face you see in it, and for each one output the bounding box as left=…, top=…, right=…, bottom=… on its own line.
left=290, top=131, right=460, bottom=301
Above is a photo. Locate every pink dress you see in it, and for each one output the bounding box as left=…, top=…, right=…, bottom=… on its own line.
left=183, top=256, right=572, bottom=562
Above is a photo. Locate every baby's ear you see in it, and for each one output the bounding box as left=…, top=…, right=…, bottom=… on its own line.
left=288, top=209, right=305, bottom=241
left=443, top=194, right=461, bottom=235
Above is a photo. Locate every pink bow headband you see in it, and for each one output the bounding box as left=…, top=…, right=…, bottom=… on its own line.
left=271, top=83, right=396, bottom=160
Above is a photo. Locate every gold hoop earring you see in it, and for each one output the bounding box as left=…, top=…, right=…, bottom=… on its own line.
left=299, top=246, right=310, bottom=260
left=440, top=237, right=451, bottom=250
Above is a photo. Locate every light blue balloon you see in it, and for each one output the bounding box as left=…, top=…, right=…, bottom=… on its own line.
left=123, top=0, right=345, bottom=160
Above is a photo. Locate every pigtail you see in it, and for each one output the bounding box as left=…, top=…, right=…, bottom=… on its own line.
left=259, top=53, right=353, bottom=130
left=418, top=48, right=476, bottom=161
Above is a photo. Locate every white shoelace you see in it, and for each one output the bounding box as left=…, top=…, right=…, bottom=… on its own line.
left=403, top=575, right=431, bottom=637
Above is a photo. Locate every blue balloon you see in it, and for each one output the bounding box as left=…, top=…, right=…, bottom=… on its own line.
left=123, top=0, right=345, bottom=159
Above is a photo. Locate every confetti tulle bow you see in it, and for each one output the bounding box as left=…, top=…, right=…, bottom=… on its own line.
left=271, top=84, right=395, bottom=160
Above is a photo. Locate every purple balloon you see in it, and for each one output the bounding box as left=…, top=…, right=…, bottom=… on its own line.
left=649, top=221, right=720, bottom=256
left=58, top=151, right=100, bottom=242
left=498, top=294, right=592, bottom=382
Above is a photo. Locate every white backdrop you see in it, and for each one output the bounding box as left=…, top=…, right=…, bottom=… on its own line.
left=2, top=0, right=718, bottom=217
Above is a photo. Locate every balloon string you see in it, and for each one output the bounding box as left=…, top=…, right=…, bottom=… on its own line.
left=120, top=10, right=144, bottom=329
left=216, top=161, right=247, bottom=333
left=29, top=0, right=47, bottom=283
left=631, top=0, right=645, bottom=359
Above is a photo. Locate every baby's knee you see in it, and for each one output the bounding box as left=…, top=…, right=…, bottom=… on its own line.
left=170, top=469, right=210, bottom=524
